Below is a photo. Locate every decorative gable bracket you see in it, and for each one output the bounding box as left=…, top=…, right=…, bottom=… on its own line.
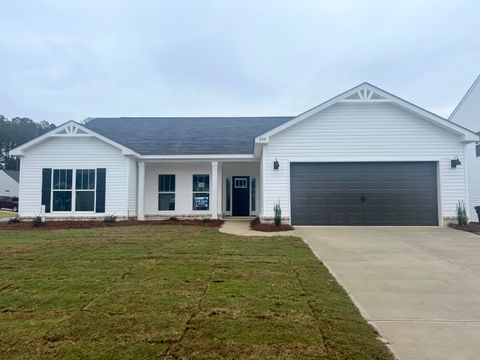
left=10, top=120, right=140, bottom=157
left=339, top=87, right=392, bottom=103
left=52, top=124, right=89, bottom=137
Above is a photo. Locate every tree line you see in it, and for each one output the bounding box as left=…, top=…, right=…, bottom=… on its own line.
left=0, top=115, right=56, bottom=170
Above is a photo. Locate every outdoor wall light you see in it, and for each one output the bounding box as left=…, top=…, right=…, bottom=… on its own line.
left=273, top=158, right=280, bottom=170
left=451, top=156, right=461, bottom=168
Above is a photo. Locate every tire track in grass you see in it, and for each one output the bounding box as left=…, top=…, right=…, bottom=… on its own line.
left=164, top=237, right=226, bottom=359
left=290, top=262, right=328, bottom=356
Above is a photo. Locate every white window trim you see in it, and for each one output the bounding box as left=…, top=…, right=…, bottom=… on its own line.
left=75, top=169, right=96, bottom=212
left=225, top=177, right=232, bottom=215
left=251, top=177, right=257, bottom=215
left=234, top=178, right=248, bottom=188
left=192, top=174, right=210, bottom=211
left=158, top=174, right=176, bottom=211
left=51, top=168, right=97, bottom=214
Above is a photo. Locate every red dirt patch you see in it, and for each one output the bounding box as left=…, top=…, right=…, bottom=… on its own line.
left=449, top=222, right=480, bottom=235
left=250, top=217, right=294, bottom=232
left=0, top=219, right=224, bottom=231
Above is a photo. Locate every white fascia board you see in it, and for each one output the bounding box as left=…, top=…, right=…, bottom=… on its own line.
left=255, top=82, right=479, bottom=144
left=140, top=154, right=255, bottom=161
left=10, top=120, right=141, bottom=157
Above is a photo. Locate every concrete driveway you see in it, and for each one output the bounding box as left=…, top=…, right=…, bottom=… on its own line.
left=297, top=226, right=480, bottom=360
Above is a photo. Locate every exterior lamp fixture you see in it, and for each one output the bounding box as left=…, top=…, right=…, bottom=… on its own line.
left=451, top=156, right=461, bottom=168
left=273, top=158, right=280, bottom=170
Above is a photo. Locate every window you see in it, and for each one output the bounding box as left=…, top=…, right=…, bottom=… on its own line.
left=226, top=178, right=231, bottom=212
left=251, top=178, right=256, bottom=211
left=51, top=169, right=97, bottom=212
left=75, top=169, right=95, bottom=211
left=193, top=174, right=209, bottom=210
left=52, top=169, right=73, bottom=211
left=476, top=143, right=480, bottom=157
left=234, top=178, right=248, bottom=188
left=159, top=174, right=175, bottom=211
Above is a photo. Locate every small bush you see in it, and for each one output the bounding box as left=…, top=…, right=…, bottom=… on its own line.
left=104, top=215, right=117, bottom=224
left=168, top=216, right=178, bottom=222
left=273, top=200, right=282, bottom=227
left=456, top=201, right=468, bottom=225
left=8, top=217, right=20, bottom=224
left=33, top=216, right=47, bottom=227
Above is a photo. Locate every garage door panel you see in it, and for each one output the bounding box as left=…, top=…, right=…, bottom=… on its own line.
left=290, top=162, right=438, bottom=226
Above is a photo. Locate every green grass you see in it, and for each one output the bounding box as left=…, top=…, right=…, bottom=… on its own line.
left=0, top=225, right=393, bottom=359
left=0, top=210, right=15, bottom=218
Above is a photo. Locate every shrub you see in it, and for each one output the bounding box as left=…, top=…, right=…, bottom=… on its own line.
left=33, top=216, right=47, bottom=227
left=104, top=215, right=117, bottom=224
left=456, top=201, right=468, bottom=225
left=273, top=200, right=282, bottom=227
left=8, top=217, right=20, bottom=224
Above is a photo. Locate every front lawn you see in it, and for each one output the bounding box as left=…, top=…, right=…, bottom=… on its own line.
left=0, top=225, right=392, bottom=359
left=0, top=210, right=15, bottom=218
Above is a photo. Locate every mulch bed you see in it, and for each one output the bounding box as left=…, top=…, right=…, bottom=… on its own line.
left=250, top=217, right=294, bottom=232
left=449, top=222, right=480, bottom=235
left=0, top=219, right=224, bottom=231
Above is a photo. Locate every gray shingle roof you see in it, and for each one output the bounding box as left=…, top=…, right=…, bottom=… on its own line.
left=85, top=117, right=294, bottom=155
left=3, top=170, right=19, bottom=182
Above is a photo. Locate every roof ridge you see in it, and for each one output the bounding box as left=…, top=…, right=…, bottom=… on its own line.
left=91, top=116, right=295, bottom=120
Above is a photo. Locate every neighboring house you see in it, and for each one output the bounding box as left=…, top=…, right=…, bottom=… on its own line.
left=0, top=169, right=19, bottom=197
left=449, top=74, right=480, bottom=221
left=10, top=83, right=478, bottom=225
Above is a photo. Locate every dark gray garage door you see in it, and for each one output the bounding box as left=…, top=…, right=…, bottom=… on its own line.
left=290, top=162, right=438, bottom=225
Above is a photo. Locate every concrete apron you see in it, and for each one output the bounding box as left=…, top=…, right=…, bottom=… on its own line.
left=219, top=219, right=297, bottom=237
left=297, top=226, right=480, bottom=360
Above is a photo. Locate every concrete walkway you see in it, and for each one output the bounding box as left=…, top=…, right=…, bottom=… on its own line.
left=219, top=219, right=297, bottom=237
left=297, top=226, right=480, bottom=360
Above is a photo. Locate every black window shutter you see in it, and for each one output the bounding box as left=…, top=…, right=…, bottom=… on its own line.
left=41, top=168, right=52, bottom=213
left=96, top=168, right=106, bottom=213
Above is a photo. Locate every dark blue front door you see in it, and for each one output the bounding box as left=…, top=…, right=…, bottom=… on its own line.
left=232, top=176, right=250, bottom=216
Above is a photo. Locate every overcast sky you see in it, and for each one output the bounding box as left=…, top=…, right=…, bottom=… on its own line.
left=0, top=0, right=479, bottom=124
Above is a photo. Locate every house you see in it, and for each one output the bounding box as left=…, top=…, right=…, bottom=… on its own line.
left=0, top=169, right=19, bottom=197
left=449, top=74, right=480, bottom=221
left=10, top=83, right=478, bottom=225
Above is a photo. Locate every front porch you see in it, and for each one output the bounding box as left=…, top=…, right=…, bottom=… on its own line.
left=136, top=160, right=260, bottom=220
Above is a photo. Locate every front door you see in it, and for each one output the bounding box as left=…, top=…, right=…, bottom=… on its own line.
left=232, top=176, right=250, bottom=216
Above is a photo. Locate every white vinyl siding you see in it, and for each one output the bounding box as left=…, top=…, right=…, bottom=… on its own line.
left=127, top=158, right=137, bottom=216
left=450, top=77, right=480, bottom=222
left=0, top=171, right=19, bottom=197
left=450, top=76, right=480, bottom=133
left=261, top=102, right=467, bottom=223
left=19, top=136, right=129, bottom=217
left=465, top=143, right=480, bottom=220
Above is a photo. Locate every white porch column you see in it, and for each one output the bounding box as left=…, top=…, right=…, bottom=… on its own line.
left=137, top=161, right=145, bottom=220
left=211, top=161, right=218, bottom=219
left=217, top=162, right=223, bottom=217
